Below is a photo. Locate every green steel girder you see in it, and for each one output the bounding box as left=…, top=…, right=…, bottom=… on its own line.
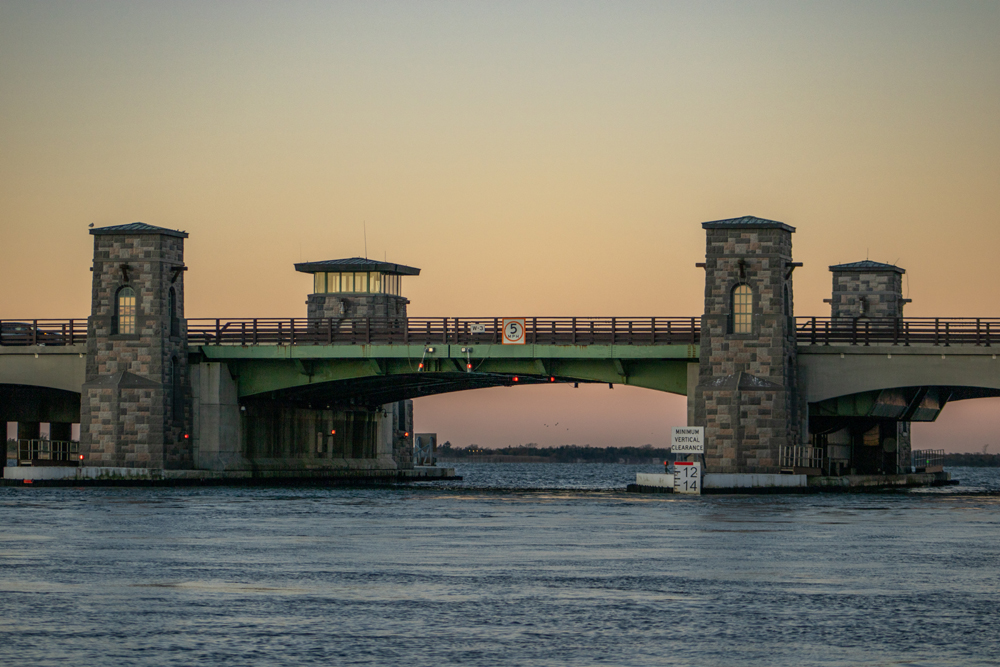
left=197, top=343, right=698, bottom=403
left=808, top=386, right=956, bottom=422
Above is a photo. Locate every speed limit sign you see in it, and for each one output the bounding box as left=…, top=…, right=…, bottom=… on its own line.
left=502, top=318, right=526, bottom=345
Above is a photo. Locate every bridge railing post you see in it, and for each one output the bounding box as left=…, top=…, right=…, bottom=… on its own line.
left=215, top=319, right=221, bottom=345
left=944, top=321, right=950, bottom=347
left=976, top=318, right=981, bottom=346
left=986, top=321, right=992, bottom=347
left=864, top=320, right=870, bottom=346
left=810, top=317, right=816, bottom=345
left=650, top=317, right=655, bottom=344
left=610, top=317, right=616, bottom=345
left=690, top=317, right=696, bottom=344
left=666, top=319, right=672, bottom=344
left=241, top=321, right=246, bottom=346
left=571, top=317, right=577, bottom=345
left=934, top=318, right=939, bottom=346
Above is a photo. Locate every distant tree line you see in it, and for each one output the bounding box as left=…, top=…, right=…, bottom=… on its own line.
left=436, top=442, right=673, bottom=464
left=942, top=453, right=1000, bottom=467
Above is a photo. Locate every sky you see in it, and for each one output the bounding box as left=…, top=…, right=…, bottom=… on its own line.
left=2, top=1, right=999, bottom=452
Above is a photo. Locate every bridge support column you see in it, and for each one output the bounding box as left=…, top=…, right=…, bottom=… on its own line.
left=49, top=422, right=72, bottom=442
left=694, top=217, right=802, bottom=474
left=17, top=421, right=40, bottom=441
left=190, top=362, right=245, bottom=471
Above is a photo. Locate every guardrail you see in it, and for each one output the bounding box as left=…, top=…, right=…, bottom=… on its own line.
left=186, top=317, right=701, bottom=346
left=11, top=439, right=80, bottom=465
left=796, top=317, right=1000, bottom=347
left=5, top=316, right=1000, bottom=348
left=779, top=445, right=824, bottom=471
left=0, top=319, right=84, bottom=346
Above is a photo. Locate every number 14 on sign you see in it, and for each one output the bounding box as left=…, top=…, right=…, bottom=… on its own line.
left=674, top=462, right=701, bottom=495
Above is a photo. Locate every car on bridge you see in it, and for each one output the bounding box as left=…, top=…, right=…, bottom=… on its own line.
left=0, top=321, right=61, bottom=345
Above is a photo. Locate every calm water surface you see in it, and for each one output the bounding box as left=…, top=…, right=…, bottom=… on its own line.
left=1, top=464, right=998, bottom=666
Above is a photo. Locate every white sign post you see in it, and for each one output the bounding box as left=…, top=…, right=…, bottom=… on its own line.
left=671, top=426, right=704, bottom=454
left=674, top=461, right=701, bottom=495
left=502, top=318, right=526, bottom=345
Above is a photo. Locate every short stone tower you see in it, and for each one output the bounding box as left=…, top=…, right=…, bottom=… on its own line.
left=827, top=260, right=908, bottom=319
left=80, top=223, right=191, bottom=468
left=294, top=258, right=420, bottom=320
left=694, top=216, right=802, bottom=474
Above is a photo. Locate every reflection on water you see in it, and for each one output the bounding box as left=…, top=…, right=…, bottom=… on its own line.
left=0, top=465, right=998, bottom=666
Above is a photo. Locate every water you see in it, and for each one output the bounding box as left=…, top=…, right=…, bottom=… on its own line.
left=1, top=465, right=999, bottom=666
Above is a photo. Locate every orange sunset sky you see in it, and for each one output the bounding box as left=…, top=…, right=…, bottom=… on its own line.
left=2, top=1, right=999, bottom=452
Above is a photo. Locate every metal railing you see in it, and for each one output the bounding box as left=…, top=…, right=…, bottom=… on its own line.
left=185, top=317, right=701, bottom=346
left=912, top=449, right=944, bottom=471
left=0, top=319, right=84, bottom=346
left=4, top=316, right=1000, bottom=348
left=797, top=317, right=1000, bottom=347
left=779, top=445, right=824, bottom=471
left=15, top=439, right=79, bottom=464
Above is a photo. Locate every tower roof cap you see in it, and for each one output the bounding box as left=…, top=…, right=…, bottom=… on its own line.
left=701, top=216, right=795, bottom=233
left=294, top=257, right=420, bottom=275
left=90, top=222, right=188, bottom=238
left=829, top=260, right=904, bottom=274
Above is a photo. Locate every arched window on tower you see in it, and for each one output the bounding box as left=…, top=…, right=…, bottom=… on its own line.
left=731, top=284, right=753, bottom=334
left=168, top=287, right=179, bottom=337
left=113, top=286, right=136, bottom=335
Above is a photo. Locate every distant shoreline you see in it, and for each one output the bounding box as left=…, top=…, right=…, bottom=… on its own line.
left=435, top=448, right=1000, bottom=467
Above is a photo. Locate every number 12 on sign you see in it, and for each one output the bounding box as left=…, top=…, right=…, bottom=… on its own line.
left=674, top=462, right=701, bottom=495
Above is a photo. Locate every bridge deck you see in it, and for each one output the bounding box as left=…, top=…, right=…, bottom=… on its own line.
left=3, top=317, right=999, bottom=347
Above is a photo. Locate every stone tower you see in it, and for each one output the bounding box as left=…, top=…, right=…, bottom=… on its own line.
left=693, top=216, right=802, bottom=474
left=827, top=260, right=908, bottom=319
left=80, top=223, right=191, bottom=469
left=294, top=258, right=420, bottom=321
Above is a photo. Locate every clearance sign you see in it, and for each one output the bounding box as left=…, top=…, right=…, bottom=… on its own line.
left=671, top=426, right=704, bottom=454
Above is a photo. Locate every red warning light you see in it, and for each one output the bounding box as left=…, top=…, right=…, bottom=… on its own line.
left=404, top=432, right=410, bottom=437
left=183, top=433, right=189, bottom=439
left=331, top=429, right=336, bottom=435
left=550, top=376, right=555, bottom=382
left=79, top=454, right=84, bottom=460
left=418, top=362, right=424, bottom=369
left=467, top=363, right=472, bottom=369
left=513, top=376, right=519, bottom=382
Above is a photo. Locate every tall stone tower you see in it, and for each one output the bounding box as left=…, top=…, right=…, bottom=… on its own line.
left=80, top=223, right=191, bottom=469
left=694, top=216, right=801, bottom=474
left=827, top=261, right=908, bottom=319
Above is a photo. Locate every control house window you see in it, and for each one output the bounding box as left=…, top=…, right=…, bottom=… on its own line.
left=311, top=272, right=402, bottom=296
left=114, top=286, right=136, bottom=335
left=731, top=284, right=752, bottom=334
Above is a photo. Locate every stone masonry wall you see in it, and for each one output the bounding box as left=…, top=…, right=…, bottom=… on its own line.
left=695, top=225, right=799, bottom=474
left=306, top=293, right=409, bottom=320
left=830, top=270, right=905, bottom=319
left=81, top=231, right=191, bottom=469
